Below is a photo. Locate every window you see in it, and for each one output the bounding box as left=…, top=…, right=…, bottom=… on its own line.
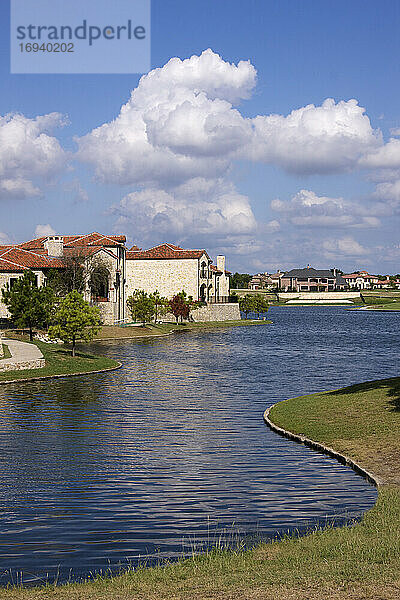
left=200, top=261, right=208, bottom=279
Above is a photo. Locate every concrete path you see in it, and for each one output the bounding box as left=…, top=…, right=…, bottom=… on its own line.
left=0, top=338, right=45, bottom=372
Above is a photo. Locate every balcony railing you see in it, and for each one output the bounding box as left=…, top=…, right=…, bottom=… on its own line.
left=207, top=296, right=235, bottom=304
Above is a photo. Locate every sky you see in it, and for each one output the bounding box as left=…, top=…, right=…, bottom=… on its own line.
left=1, top=0, right=400, bottom=275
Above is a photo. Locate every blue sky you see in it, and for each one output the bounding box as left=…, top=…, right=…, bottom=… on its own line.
left=1, top=0, right=400, bottom=274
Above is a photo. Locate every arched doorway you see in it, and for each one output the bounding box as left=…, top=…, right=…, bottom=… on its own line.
left=200, top=283, right=207, bottom=302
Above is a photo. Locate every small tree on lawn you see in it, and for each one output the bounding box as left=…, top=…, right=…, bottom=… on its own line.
left=239, top=294, right=257, bottom=319
left=253, top=293, right=269, bottom=315
left=2, top=270, right=55, bottom=340
left=169, top=291, right=192, bottom=324
left=48, top=290, right=101, bottom=356
left=126, top=290, right=155, bottom=326
left=149, top=290, right=169, bottom=323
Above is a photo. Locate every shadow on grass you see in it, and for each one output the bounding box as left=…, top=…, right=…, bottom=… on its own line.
left=326, top=377, right=400, bottom=412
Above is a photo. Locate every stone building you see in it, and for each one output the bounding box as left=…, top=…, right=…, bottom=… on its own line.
left=0, top=234, right=233, bottom=325
left=0, top=233, right=126, bottom=323
left=125, top=243, right=230, bottom=303
left=281, top=267, right=348, bottom=292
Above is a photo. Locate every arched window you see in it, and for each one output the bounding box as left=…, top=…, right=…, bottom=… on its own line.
left=89, top=266, right=110, bottom=301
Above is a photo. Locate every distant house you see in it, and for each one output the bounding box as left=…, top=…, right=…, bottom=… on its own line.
left=281, top=267, right=348, bottom=292
left=374, top=277, right=400, bottom=290
left=343, top=271, right=379, bottom=290
left=249, top=270, right=284, bottom=290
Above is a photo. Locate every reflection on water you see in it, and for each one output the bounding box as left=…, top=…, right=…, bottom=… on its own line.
left=0, top=307, right=398, bottom=584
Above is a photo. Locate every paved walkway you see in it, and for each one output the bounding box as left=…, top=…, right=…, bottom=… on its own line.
left=0, top=338, right=45, bottom=371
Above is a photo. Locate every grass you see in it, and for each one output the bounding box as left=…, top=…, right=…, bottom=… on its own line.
left=366, top=300, right=400, bottom=311
left=0, top=336, right=119, bottom=383
left=0, top=344, right=11, bottom=360
left=95, top=319, right=270, bottom=340
left=2, top=377, right=400, bottom=598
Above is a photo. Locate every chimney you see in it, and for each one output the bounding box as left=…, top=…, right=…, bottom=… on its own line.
left=44, top=236, right=64, bottom=257
left=216, top=255, right=225, bottom=273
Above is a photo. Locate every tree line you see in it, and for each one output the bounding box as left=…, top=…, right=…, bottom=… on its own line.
left=2, top=267, right=203, bottom=356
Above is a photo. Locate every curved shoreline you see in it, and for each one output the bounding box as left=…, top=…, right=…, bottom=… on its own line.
left=263, top=404, right=382, bottom=487
left=0, top=362, right=122, bottom=386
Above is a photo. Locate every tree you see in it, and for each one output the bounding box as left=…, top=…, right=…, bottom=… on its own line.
left=230, top=273, right=252, bottom=290
left=239, top=294, right=257, bottom=318
left=46, top=248, right=87, bottom=296
left=253, top=293, right=269, bottom=314
left=126, top=290, right=155, bottom=326
left=48, top=290, right=101, bottom=356
left=149, top=290, right=169, bottom=323
left=2, top=270, right=55, bottom=340
left=169, top=291, right=192, bottom=323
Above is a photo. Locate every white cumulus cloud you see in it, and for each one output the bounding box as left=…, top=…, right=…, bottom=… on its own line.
left=323, top=236, right=369, bottom=256
left=246, top=99, right=381, bottom=174
left=0, top=112, right=67, bottom=199
left=271, top=189, right=381, bottom=228
left=77, top=51, right=381, bottom=189
left=35, top=224, right=56, bottom=237
left=112, top=178, right=257, bottom=243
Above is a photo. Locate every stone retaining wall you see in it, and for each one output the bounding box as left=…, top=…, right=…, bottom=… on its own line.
left=0, top=358, right=45, bottom=372
left=191, top=303, right=241, bottom=322
left=278, top=291, right=361, bottom=300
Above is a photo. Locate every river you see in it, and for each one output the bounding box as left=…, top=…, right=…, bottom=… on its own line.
left=0, top=306, right=398, bottom=585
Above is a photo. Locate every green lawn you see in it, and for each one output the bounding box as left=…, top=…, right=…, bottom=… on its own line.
left=366, top=300, right=400, bottom=311
left=95, top=319, right=270, bottom=340
left=0, top=344, right=11, bottom=360
left=2, top=377, right=400, bottom=599
left=0, top=338, right=120, bottom=383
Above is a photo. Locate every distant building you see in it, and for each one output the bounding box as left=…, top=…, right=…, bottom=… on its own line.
left=281, top=267, right=348, bottom=292
left=249, top=270, right=284, bottom=290
left=343, top=271, right=379, bottom=290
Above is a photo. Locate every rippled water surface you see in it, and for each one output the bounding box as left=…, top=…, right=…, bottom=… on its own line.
left=0, top=307, right=398, bottom=584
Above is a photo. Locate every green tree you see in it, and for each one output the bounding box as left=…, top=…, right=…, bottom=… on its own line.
left=126, top=290, right=155, bottom=326
left=253, top=293, right=269, bottom=314
left=149, top=290, right=169, bottom=323
left=45, top=248, right=87, bottom=296
left=239, top=294, right=257, bottom=318
left=230, top=273, right=252, bottom=290
left=48, top=290, right=101, bottom=356
left=2, top=270, right=55, bottom=340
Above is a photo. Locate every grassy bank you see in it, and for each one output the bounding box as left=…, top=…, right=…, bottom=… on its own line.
left=2, top=377, right=400, bottom=598
left=0, top=339, right=120, bottom=383
left=95, top=319, right=270, bottom=340
left=0, top=344, right=11, bottom=360
left=365, top=300, right=400, bottom=311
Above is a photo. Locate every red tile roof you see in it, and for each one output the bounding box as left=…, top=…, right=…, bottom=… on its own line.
left=0, top=247, right=65, bottom=271
left=210, top=264, right=231, bottom=275
left=126, top=243, right=209, bottom=260
left=343, top=273, right=378, bottom=279
left=18, top=232, right=126, bottom=250
left=0, top=232, right=123, bottom=271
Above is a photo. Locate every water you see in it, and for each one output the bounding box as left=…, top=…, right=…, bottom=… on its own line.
left=0, top=307, right=397, bottom=585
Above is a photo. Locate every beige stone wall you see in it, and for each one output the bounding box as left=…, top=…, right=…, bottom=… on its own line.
left=125, top=258, right=201, bottom=301
left=278, top=291, right=361, bottom=300
left=0, top=358, right=45, bottom=372
left=191, top=303, right=240, bottom=322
